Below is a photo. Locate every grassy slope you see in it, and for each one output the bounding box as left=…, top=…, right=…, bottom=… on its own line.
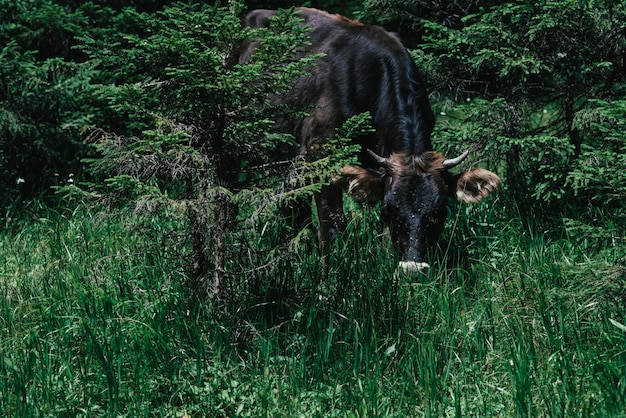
left=1, top=200, right=624, bottom=417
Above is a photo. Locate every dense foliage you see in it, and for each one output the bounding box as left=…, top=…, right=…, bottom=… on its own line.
left=1, top=0, right=625, bottom=416
left=415, top=0, right=625, bottom=218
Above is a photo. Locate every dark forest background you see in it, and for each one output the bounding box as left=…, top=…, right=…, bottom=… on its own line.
left=2, top=0, right=624, bottom=228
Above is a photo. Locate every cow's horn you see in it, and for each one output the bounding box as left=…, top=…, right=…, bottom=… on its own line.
left=367, top=149, right=390, bottom=168
left=442, top=148, right=471, bottom=169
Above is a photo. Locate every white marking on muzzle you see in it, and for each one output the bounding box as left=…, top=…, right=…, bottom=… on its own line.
left=397, top=261, right=430, bottom=275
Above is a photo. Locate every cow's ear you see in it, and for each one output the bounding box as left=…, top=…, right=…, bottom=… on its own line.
left=335, top=165, right=385, bottom=204
left=454, top=168, right=501, bottom=203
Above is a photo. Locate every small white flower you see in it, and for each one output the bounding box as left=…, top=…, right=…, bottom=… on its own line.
left=16, top=177, right=25, bottom=185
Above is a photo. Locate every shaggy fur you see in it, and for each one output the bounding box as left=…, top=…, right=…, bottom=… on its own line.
left=236, top=8, right=501, bottom=265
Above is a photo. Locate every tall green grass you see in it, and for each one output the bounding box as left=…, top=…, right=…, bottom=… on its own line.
left=1, top=200, right=624, bottom=416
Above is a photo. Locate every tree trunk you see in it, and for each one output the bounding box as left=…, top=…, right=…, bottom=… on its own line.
left=187, top=176, right=211, bottom=297
left=211, top=189, right=233, bottom=297
left=565, top=92, right=582, bottom=158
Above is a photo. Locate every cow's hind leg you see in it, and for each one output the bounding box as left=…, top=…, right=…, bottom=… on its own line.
left=315, top=184, right=346, bottom=251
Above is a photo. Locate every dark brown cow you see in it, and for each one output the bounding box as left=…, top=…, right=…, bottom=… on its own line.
left=235, top=8, right=501, bottom=273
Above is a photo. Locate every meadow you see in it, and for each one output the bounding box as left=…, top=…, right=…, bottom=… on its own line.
left=1, top=195, right=624, bottom=417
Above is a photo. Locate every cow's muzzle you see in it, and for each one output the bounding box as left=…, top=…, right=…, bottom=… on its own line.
left=396, top=261, right=430, bottom=276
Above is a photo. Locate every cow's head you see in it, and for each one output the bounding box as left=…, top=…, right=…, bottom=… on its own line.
left=337, top=149, right=501, bottom=273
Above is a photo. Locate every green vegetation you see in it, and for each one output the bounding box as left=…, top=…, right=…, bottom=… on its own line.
left=1, top=0, right=625, bottom=416
left=1, top=200, right=624, bottom=416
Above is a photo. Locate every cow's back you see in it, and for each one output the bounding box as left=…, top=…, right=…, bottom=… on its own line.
left=239, top=8, right=435, bottom=155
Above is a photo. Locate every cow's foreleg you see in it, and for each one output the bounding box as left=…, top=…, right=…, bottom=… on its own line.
left=315, top=184, right=346, bottom=252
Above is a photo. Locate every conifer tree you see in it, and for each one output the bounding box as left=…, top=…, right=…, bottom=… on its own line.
left=389, top=0, right=625, bottom=227
left=80, top=3, right=364, bottom=299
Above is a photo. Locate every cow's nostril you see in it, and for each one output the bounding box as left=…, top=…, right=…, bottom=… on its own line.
left=396, top=261, right=430, bottom=276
